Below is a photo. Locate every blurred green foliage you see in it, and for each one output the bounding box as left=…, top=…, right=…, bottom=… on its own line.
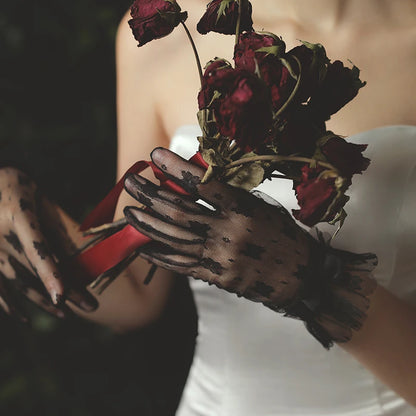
left=0, top=1, right=196, bottom=415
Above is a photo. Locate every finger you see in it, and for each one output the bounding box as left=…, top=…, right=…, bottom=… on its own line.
left=124, top=173, right=213, bottom=218
left=90, top=248, right=142, bottom=294
left=150, top=147, right=236, bottom=210
left=13, top=216, right=97, bottom=310
left=139, top=246, right=199, bottom=277
left=125, top=175, right=214, bottom=235
left=5, top=256, right=67, bottom=319
left=141, top=241, right=225, bottom=279
left=65, top=286, right=98, bottom=312
left=139, top=247, right=225, bottom=285
left=0, top=272, right=29, bottom=322
left=124, top=206, right=205, bottom=257
left=8, top=254, right=50, bottom=295
left=38, top=198, right=79, bottom=259
left=23, top=286, right=68, bottom=319
left=12, top=218, right=64, bottom=303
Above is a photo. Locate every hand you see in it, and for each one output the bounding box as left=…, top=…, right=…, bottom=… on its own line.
left=123, top=148, right=377, bottom=348
left=0, top=167, right=97, bottom=321
left=124, top=148, right=311, bottom=306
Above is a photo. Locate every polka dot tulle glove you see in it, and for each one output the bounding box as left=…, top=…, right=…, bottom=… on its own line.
left=0, top=167, right=97, bottom=320
left=124, top=148, right=377, bottom=348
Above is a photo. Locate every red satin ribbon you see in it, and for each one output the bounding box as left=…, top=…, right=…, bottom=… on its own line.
left=75, top=152, right=208, bottom=283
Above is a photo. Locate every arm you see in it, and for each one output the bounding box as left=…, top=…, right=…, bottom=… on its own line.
left=340, top=164, right=416, bottom=405
left=340, top=285, right=416, bottom=406
left=70, top=12, right=176, bottom=331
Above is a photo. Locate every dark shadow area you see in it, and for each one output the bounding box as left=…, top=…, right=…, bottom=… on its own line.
left=0, top=2, right=197, bottom=414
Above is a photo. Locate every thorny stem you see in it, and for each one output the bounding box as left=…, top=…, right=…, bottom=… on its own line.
left=181, top=21, right=203, bottom=85
left=225, top=154, right=338, bottom=172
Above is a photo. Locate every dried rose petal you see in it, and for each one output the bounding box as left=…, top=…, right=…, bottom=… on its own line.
left=199, top=65, right=273, bottom=151
left=308, top=60, right=366, bottom=120
left=293, top=165, right=337, bottom=226
left=321, top=136, right=370, bottom=176
left=197, top=0, right=253, bottom=35
left=128, top=0, right=186, bottom=47
left=234, top=32, right=295, bottom=111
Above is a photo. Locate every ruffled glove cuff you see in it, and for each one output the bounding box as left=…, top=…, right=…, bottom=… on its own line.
left=268, top=233, right=378, bottom=349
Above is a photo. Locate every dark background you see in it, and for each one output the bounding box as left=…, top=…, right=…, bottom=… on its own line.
left=0, top=1, right=196, bottom=414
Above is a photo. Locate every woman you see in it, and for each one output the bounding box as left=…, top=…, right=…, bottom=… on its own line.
left=0, top=0, right=415, bottom=413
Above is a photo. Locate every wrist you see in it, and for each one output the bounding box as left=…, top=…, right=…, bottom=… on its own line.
left=283, top=233, right=378, bottom=349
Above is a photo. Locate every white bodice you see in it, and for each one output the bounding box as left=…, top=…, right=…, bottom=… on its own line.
left=170, top=125, right=416, bottom=416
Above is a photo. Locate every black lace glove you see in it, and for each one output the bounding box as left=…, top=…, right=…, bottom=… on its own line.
left=0, top=167, right=97, bottom=321
left=124, top=148, right=377, bottom=348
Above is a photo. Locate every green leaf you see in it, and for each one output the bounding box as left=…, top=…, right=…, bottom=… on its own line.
left=216, top=0, right=234, bottom=24
left=321, top=190, right=349, bottom=226
left=329, top=208, right=347, bottom=238
left=279, top=57, right=299, bottom=80
left=299, top=40, right=330, bottom=82
left=256, top=44, right=285, bottom=57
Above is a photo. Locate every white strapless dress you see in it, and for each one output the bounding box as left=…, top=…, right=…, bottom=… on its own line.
left=169, top=125, right=416, bottom=416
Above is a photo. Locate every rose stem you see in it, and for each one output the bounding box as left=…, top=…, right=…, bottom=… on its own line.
left=225, top=154, right=338, bottom=172
left=235, top=0, right=244, bottom=45
left=270, top=174, right=299, bottom=180
left=180, top=20, right=207, bottom=137
left=180, top=21, right=203, bottom=85
left=273, top=55, right=302, bottom=120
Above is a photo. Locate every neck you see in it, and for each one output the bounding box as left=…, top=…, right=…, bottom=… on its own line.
left=250, top=0, right=394, bottom=33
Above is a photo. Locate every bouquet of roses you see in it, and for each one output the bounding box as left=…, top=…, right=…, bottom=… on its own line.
left=128, top=0, right=370, bottom=229
left=74, top=0, right=371, bottom=294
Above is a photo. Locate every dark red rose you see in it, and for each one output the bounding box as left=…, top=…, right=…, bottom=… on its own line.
left=234, top=32, right=295, bottom=111
left=197, top=0, right=253, bottom=35
left=287, top=42, right=329, bottom=104
left=198, top=59, right=234, bottom=109
left=308, top=60, right=366, bottom=120
left=199, top=66, right=273, bottom=151
left=292, top=165, right=338, bottom=227
left=234, top=32, right=286, bottom=71
left=321, top=135, right=370, bottom=176
left=276, top=117, right=321, bottom=157
left=128, top=0, right=187, bottom=47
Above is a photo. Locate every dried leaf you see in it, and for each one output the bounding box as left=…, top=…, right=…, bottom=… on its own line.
left=225, top=162, right=265, bottom=190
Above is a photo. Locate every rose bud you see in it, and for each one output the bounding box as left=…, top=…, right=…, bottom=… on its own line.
left=292, top=165, right=341, bottom=227
left=128, top=0, right=187, bottom=47
left=287, top=42, right=329, bottom=104
left=199, top=67, right=273, bottom=151
left=234, top=32, right=295, bottom=112
left=308, top=61, right=366, bottom=120
left=320, top=135, right=370, bottom=176
left=197, top=0, right=253, bottom=35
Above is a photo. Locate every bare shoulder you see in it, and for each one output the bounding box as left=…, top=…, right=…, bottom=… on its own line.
left=116, top=7, right=203, bottom=136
